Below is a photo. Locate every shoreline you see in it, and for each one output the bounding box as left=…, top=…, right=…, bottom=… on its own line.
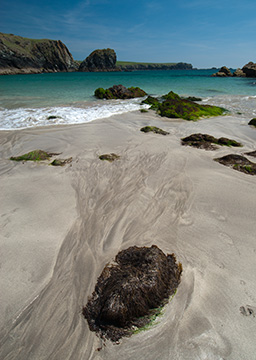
left=0, top=111, right=256, bottom=359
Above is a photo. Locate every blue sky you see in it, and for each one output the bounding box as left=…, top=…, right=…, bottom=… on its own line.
left=1, top=0, right=256, bottom=68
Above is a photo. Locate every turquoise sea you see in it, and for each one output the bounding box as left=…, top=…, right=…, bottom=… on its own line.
left=1, top=69, right=256, bottom=129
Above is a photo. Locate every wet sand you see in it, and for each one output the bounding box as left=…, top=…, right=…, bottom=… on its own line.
left=0, top=111, right=256, bottom=359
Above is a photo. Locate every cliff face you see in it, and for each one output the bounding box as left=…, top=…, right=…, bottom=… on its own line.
left=79, top=48, right=117, bottom=72
left=0, top=33, right=78, bottom=75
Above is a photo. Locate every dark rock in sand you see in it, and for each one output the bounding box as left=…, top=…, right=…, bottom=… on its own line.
left=83, top=245, right=182, bottom=342
left=214, top=154, right=256, bottom=175
left=248, top=118, right=256, bottom=127
left=79, top=48, right=117, bottom=72
left=99, top=153, right=120, bottom=162
left=50, top=157, right=72, bottom=166
left=140, top=126, right=169, bottom=135
left=95, top=84, right=147, bottom=99
left=181, top=133, right=242, bottom=150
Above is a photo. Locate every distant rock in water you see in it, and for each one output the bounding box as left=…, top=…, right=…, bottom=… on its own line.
left=79, top=48, right=117, bottom=72
left=242, top=62, right=256, bottom=78
left=0, top=32, right=78, bottom=75
left=211, top=66, right=233, bottom=77
left=83, top=245, right=182, bottom=342
left=233, top=68, right=246, bottom=77
left=95, top=84, right=147, bottom=99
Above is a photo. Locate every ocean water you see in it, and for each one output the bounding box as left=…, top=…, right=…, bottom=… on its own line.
left=1, top=69, right=256, bottom=130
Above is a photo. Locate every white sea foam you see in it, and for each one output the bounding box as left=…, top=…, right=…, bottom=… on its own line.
left=0, top=99, right=150, bottom=130
left=202, top=95, right=256, bottom=118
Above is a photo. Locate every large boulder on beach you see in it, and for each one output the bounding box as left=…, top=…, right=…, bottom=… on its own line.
left=79, top=48, right=117, bottom=72
left=242, top=62, right=256, bottom=77
left=211, top=66, right=233, bottom=77
left=94, top=84, right=147, bottom=99
left=83, top=245, right=182, bottom=341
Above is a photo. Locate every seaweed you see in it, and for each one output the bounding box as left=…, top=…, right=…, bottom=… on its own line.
left=83, top=245, right=182, bottom=342
left=99, top=153, right=120, bottom=162
left=141, top=91, right=226, bottom=120
left=140, top=126, right=169, bottom=135
left=214, top=154, right=256, bottom=175
left=181, top=133, right=242, bottom=150
left=10, top=149, right=60, bottom=162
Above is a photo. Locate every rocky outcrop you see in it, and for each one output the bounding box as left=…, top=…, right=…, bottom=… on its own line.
left=242, top=62, right=256, bottom=77
left=211, top=66, right=233, bottom=77
left=142, top=91, right=226, bottom=120
left=117, top=61, right=192, bottom=71
left=79, top=48, right=117, bottom=72
left=0, top=33, right=78, bottom=75
left=83, top=245, right=182, bottom=341
left=211, top=64, right=256, bottom=78
left=95, top=84, right=147, bottom=99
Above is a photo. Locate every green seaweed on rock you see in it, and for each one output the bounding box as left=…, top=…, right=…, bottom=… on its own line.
left=99, top=153, right=120, bottom=162
left=140, top=126, right=169, bottom=135
left=142, top=91, right=226, bottom=120
left=10, top=150, right=59, bottom=162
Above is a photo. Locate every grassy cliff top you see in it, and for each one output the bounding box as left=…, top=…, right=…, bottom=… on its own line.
left=0, top=33, right=55, bottom=56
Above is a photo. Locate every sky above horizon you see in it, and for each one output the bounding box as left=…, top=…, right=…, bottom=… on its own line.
left=1, top=0, right=256, bottom=68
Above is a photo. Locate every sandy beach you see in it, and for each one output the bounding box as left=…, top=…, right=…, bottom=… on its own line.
left=0, top=110, right=256, bottom=359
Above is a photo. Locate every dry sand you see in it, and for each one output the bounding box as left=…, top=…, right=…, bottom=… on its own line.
left=0, top=111, right=256, bottom=359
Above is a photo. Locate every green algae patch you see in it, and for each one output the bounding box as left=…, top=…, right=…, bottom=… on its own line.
left=141, top=95, right=160, bottom=110
left=140, top=126, right=169, bottom=135
left=99, top=153, right=120, bottom=162
left=10, top=150, right=59, bottom=162
left=142, top=91, right=226, bottom=120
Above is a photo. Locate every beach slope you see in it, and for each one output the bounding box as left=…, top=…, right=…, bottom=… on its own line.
left=0, top=112, right=256, bottom=359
